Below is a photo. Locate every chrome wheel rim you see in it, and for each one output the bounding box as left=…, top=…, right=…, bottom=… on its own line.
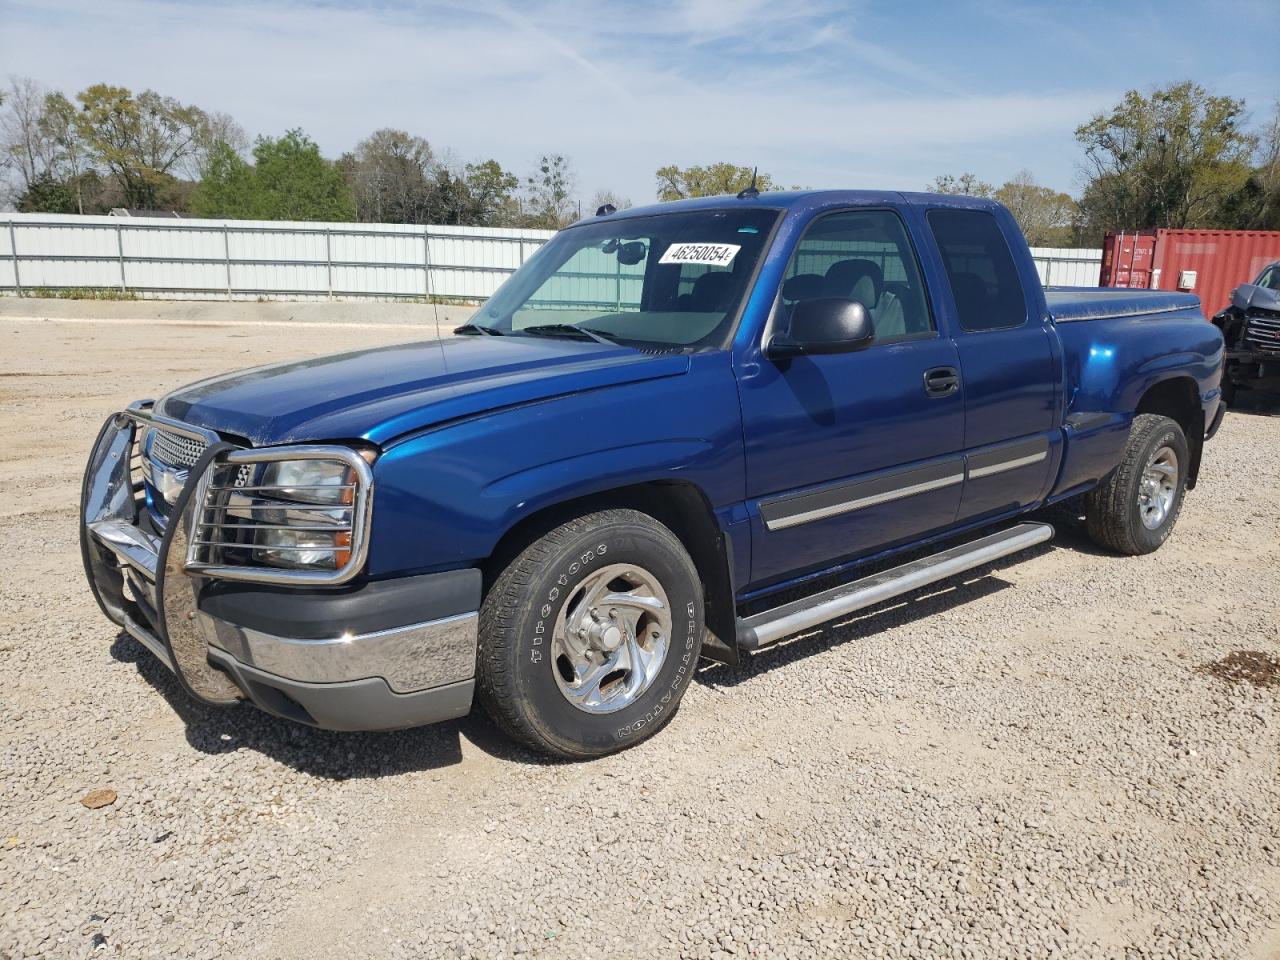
left=1138, top=445, right=1179, bottom=530
left=550, top=563, right=672, bottom=715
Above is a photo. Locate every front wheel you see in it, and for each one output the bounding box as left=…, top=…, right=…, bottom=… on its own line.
left=1085, top=413, right=1189, bottom=555
left=477, top=509, right=704, bottom=759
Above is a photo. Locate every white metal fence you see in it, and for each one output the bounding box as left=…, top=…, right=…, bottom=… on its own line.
left=0, top=212, right=1102, bottom=303
left=1027, top=246, right=1103, bottom=288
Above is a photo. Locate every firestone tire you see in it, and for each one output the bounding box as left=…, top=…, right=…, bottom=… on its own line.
left=1085, top=413, right=1189, bottom=556
left=476, top=509, right=704, bottom=760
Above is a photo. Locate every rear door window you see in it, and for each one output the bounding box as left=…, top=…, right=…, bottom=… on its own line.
left=926, top=209, right=1028, bottom=332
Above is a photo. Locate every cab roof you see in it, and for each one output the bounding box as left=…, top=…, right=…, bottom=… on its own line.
left=578, top=189, right=1003, bottom=226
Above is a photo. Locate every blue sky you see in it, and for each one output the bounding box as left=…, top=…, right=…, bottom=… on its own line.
left=3, top=0, right=1277, bottom=206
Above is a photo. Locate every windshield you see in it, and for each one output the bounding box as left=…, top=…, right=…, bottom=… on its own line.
left=468, top=208, right=780, bottom=349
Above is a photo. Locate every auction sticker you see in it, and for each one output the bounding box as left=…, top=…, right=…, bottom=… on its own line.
left=659, top=242, right=741, bottom=267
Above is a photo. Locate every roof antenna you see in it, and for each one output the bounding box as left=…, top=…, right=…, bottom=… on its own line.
left=595, top=203, right=617, bottom=217
left=737, top=167, right=760, bottom=200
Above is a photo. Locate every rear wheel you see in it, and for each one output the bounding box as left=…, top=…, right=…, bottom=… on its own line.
left=1085, top=413, right=1189, bottom=555
left=477, top=509, right=704, bottom=759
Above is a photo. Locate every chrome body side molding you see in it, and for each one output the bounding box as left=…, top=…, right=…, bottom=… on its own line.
left=965, top=437, right=1050, bottom=480
left=760, top=459, right=965, bottom=532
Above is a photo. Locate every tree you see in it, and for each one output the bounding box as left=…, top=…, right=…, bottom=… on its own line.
left=1219, top=99, right=1280, bottom=231
left=39, top=92, right=91, bottom=213
left=16, top=172, right=78, bottom=213
left=993, top=171, right=1078, bottom=246
left=1, top=76, right=56, bottom=201
left=340, top=131, right=520, bottom=226
left=74, top=84, right=211, bottom=209
left=928, top=173, right=994, bottom=198
left=189, top=110, right=248, bottom=180
left=655, top=163, right=773, bottom=201
left=190, top=141, right=254, bottom=217
left=523, top=154, right=576, bottom=229
left=344, top=128, right=436, bottom=223
left=459, top=159, right=519, bottom=225
left=192, top=130, right=355, bottom=221
left=1075, top=82, right=1255, bottom=235
left=589, top=188, right=631, bottom=213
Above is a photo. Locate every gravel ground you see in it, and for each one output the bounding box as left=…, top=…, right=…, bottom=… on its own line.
left=1, top=313, right=1278, bottom=960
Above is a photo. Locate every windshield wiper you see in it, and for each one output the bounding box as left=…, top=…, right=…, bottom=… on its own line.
left=453, top=322, right=506, bottom=336
left=519, top=323, right=620, bottom=345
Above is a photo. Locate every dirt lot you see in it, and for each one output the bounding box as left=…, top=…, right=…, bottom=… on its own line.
left=1, top=311, right=1278, bottom=960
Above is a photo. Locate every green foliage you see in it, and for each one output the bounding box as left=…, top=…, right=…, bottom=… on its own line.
left=37, top=92, right=91, bottom=213
left=1218, top=99, right=1280, bottom=231
left=191, top=142, right=253, bottom=217
left=193, top=130, right=355, bottom=221
left=17, top=173, right=79, bottom=213
left=74, top=84, right=210, bottom=209
left=1075, top=82, right=1256, bottom=236
left=249, top=130, right=355, bottom=220
left=8, top=72, right=1279, bottom=244
left=655, top=163, right=773, bottom=201
left=460, top=159, right=520, bottom=225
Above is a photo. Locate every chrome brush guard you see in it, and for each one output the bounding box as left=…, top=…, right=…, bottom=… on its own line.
left=80, top=401, right=243, bottom=704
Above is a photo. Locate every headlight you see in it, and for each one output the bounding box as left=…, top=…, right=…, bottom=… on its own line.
left=187, top=446, right=375, bottom=584
left=255, top=524, right=353, bottom=570
left=259, top=459, right=354, bottom=505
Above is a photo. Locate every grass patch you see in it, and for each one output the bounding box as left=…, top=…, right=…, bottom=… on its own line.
left=24, top=287, right=139, bottom=301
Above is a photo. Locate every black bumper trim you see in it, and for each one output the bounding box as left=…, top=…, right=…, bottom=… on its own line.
left=207, top=646, right=474, bottom=732
left=1205, top=399, right=1227, bottom=441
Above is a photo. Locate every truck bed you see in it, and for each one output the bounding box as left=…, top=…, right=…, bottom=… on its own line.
left=1046, top=287, right=1201, bottom=323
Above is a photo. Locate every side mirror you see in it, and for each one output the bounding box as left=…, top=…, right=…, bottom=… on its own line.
left=616, top=241, right=647, bottom=266
left=767, top=298, right=875, bottom=359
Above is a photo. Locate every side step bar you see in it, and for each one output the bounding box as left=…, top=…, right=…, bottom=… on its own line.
left=736, top=522, right=1054, bottom=650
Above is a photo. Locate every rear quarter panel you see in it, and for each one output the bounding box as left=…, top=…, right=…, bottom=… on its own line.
left=1051, top=308, right=1224, bottom=495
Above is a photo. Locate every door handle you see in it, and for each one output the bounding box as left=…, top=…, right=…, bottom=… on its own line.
left=924, top=366, right=960, bottom=397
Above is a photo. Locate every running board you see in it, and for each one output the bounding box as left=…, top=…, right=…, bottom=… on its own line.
left=736, top=522, right=1054, bottom=650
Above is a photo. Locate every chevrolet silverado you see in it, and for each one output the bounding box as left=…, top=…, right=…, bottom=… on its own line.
left=81, top=190, right=1226, bottom=758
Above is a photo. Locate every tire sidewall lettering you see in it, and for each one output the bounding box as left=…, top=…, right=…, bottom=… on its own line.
left=524, top=532, right=701, bottom=745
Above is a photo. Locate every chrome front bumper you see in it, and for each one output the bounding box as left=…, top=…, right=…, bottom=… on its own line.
left=80, top=403, right=479, bottom=731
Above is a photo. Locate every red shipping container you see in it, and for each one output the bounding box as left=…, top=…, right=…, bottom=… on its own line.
left=1101, top=229, right=1280, bottom=316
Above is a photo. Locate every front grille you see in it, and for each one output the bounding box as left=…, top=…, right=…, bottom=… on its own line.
left=151, top=428, right=206, bottom=469
left=148, top=428, right=251, bottom=489
left=1245, top=314, right=1280, bottom=355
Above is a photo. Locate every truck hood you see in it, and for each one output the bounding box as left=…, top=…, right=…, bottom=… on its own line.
left=1231, top=282, right=1280, bottom=314
left=158, top=335, right=691, bottom=446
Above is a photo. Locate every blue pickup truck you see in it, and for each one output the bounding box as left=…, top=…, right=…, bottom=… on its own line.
left=81, top=190, right=1225, bottom=758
